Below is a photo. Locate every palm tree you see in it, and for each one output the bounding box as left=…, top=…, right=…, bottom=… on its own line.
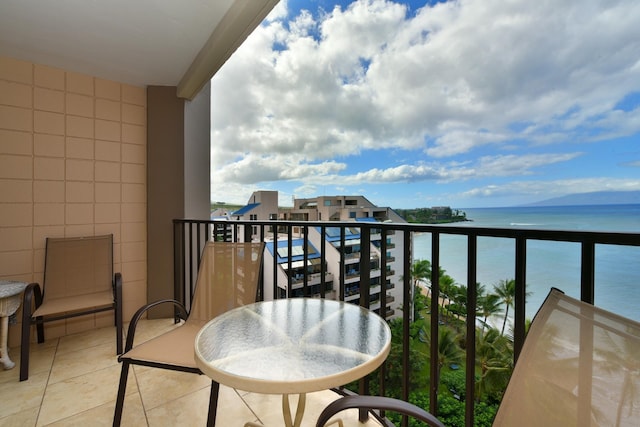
left=424, top=324, right=463, bottom=388
left=409, top=259, right=432, bottom=321
left=410, top=259, right=432, bottom=288
left=477, top=293, right=503, bottom=330
left=438, top=272, right=457, bottom=313
left=494, top=279, right=516, bottom=335
left=475, top=327, right=513, bottom=401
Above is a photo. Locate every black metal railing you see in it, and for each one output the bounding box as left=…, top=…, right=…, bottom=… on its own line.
left=173, top=218, right=640, bottom=427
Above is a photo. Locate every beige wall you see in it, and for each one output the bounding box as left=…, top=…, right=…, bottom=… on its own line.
left=0, top=56, right=147, bottom=346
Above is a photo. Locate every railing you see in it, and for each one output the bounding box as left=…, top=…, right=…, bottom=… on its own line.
left=173, top=218, right=640, bottom=427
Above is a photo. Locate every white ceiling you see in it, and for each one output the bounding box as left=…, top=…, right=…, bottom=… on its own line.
left=0, top=0, right=277, bottom=98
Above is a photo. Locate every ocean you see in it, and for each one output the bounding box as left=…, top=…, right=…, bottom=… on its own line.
left=412, top=204, right=640, bottom=322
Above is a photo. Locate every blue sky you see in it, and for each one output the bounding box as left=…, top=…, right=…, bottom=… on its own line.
left=210, top=0, right=640, bottom=209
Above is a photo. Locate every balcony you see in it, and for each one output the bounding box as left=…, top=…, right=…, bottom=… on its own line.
left=1, top=218, right=637, bottom=426
left=174, top=218, right=640, bottom=426
left=0, top=319, right=382, bottom=426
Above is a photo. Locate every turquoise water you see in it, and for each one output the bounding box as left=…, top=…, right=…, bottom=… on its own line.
left=412, top=204, right=640, bottom=321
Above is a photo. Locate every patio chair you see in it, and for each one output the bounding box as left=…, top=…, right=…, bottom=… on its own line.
left=20, top=234, right=123, bottom=381
left=317, top=288, right=640, bottom=427
left=113, top=241, right=264, bottom=427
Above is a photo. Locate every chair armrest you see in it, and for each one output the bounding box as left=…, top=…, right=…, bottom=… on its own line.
left=120, top=299, right=188, bottom=355
left=316, top=395, right=445, bottom=427
left=21, top=282, right=43, bottom=321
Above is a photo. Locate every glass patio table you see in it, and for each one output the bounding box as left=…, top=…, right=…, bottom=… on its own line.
left=195, top=298, right=391, bottom=427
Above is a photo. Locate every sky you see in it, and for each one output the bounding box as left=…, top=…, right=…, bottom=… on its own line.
left=210, top=0, right=640, bottom=209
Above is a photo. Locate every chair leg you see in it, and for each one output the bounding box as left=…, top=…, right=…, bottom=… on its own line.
left=113, top=361, right=130, bottom=427
left=20, top=302, right=31, bottom=381
left=207, top=380, right=220, bottom=427
left=35, top=318, right=44, bottom=343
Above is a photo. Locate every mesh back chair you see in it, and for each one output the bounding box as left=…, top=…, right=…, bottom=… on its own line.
left=20, top=234, right=123, bottom=381
left=113, top=241, right=264, bottom=427
left=317, top=288, right=640, bottom=427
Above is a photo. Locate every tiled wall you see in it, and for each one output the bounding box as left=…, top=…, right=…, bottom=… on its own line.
left=0, top=56, right=147, bottom=346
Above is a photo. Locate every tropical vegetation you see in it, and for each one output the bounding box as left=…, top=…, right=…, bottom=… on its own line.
left=355, top=259, right=531, bottom=427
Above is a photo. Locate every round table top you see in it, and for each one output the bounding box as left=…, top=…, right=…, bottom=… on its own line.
left=195, top=298, right=391, bottom=395
left=0, top=281, right=27, bottom=298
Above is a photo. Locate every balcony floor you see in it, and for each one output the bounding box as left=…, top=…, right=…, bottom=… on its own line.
left=0, top=319, right=382, bottom=426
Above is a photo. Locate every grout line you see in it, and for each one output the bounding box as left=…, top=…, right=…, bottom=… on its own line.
left=34, top=337, right=59, bottom=427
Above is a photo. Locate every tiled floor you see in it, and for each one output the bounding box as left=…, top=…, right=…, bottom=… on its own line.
left=0, top=319, right=382, bottom=426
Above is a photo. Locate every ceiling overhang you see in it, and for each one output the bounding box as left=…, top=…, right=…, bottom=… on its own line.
left=0, top=0, right=280, bottom=100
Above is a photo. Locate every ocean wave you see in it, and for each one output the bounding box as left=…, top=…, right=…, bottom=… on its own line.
left=510, top=222, right=539, bottom=226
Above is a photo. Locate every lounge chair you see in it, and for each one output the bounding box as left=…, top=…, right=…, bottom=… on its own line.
left=113, top=241, right=264, bottom=427
left=317, top=288, right=640, bottom=426
left=20, top=234, right=123, bottom=381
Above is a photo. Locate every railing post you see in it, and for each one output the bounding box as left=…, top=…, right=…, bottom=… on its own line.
left=339, top=227, right=345, bottom=301
left=465, top=234, right=477, bottom=427
left=401, top=229, right=412, bottom=427
left=320, top=225, right=327, bottom=298
left=173, top=220, right=185, bottom=322
left=514, top=235, right=527, bottom=362
left=358, top=226, right=372, bottom=422
left=581, top=240, right=595, bottom=304
left=273, top=228, right=279, bottom=299
left=429, top=232, right=440, bottom=417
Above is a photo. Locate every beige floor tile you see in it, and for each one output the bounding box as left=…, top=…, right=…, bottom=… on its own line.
left=44, top=392, right=146, bottom=427
left=37, top=365, right=125, bottom=426
left=135, top=366, right=210, bottom=410
left=146, top=385, right=256, bottom=427
left=48, top=341, right=119, bottom=384
left=0, top=342, right=58, bottom=384
left=0, top=370, right=47, bottom=418
left=0, top=407, right=38, bottom=427
left=56, top=325, right=121, bottom=355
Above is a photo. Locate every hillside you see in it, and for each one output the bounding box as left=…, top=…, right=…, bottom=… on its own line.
left=525, top=190, right=640, bottom=207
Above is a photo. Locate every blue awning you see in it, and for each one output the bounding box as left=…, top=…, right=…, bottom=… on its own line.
left=231, top=203, right=260, bottom=216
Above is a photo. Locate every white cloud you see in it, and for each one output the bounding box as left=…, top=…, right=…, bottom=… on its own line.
left=211, top=0, right=640, bottom=203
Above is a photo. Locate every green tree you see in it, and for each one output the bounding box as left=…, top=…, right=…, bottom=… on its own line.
left=494, top=279, right=515, bottom=335
left=477, top=293, right=503, bottom=330
left=410, top=259, right=432, bottom=320
left=475, top=327, right=513, bottom=402
left=384, top=318, right=429, bottom=396
left=411, top=259, right=432, bottom=287
left=424, top=324, right=463, bottom=388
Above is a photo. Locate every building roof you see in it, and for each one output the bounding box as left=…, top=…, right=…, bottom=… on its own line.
left=265, top=239, right=321, bottom=264
left=232, top=203, right=260, bottom=216
left=356, top=217, right=377, bottom=223
left=0, top=0, right=279, bottom=99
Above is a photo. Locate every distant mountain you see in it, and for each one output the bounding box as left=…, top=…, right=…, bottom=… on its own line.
left=525, top=191, right=640, bottom=207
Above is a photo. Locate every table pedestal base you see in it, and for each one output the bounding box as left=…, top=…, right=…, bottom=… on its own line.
left=244, top=393, right=307, bottom=427
left=243, top=393, right=346, bottom=427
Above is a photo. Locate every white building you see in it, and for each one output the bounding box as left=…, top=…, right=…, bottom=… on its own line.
left=235, top=192, right=408, bottom=319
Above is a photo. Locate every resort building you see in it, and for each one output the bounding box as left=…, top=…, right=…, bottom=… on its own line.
left=235, top=192, right=406, bottom=319
left=288, top=195, right=406, bottom=222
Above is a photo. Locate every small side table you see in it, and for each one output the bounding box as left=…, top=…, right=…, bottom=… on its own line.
left=0, top=281, right=27, bottom=370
